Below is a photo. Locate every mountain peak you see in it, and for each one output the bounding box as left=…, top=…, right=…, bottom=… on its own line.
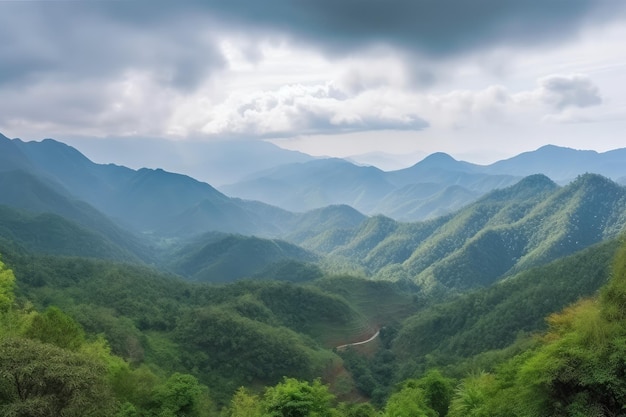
left=418, top=152, right=458, bottom=166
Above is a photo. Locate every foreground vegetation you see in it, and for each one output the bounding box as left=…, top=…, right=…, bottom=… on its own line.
left=2, top=233, right=626, bottom=415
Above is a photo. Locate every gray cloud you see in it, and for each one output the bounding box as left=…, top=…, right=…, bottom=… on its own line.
left=3, top=0, right=623, bottom=86
left=0, top=2, right=224, bottom=90
left=0, top=0, right=622, bottom=141
left=539, top=74, right=602, bottom=110
left=2, top=0, right=623, bottom=90
left=136, top=0, right=625, bottom=56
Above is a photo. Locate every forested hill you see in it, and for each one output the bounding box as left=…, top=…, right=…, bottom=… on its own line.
left=297, top=173, right=626, bottom=291
left=2, top=230, right=626, bottom=415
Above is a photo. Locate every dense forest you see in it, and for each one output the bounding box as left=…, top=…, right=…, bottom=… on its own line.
left=2, top=233, right=626, bottom=415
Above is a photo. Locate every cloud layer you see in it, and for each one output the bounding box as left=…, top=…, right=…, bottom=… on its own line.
left=0, top=0, right=624, bottom=157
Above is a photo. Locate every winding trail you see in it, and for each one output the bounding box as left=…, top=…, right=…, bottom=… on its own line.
left=335, top=329, right=380, bottom=350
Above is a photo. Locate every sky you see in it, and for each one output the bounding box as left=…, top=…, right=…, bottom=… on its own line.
left=1, top=0, right=626, bottom=168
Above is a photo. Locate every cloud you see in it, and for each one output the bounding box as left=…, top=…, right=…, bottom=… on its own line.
left=189, top=0, right=625, bottom=56
left=2, top=0, right=623, bottom=90
left=0, top=1, right=622, bottom=143
left=537, top=74, right=602, bottom=110
left=171, top=83, right=429, bottom=138
left=0, top=2, right=225, bottom=90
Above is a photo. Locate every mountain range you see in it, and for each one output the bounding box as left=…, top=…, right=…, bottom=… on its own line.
left=222, top=145, right=626, bottom=220
left=2, top=131, right=626, bottom=291
left=60, top=136, right=314, bottom=186
left=294, top=173, right=626, bottom=292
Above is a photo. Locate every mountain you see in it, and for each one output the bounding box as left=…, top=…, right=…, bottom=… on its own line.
left=0, top=205, right=141, bottom=262
left=372, top=184, right=481, bottom=221
left=393, top=236, right=621, bottom=360
left=283, top=204, right=367, bottom=242
left=221, top=158, right=395, bottom=213
left=0, top=170, right=154, bottom=262
left=221, top=145, right=626, bottom=222
left=0, top=133, right=35, bottom=173
left=386, top=153, right=518, bottom=191
left=299, top=174, right=626, bottom=292
left=484, top=144, right=626, bottom=182
left=5, top=136, right=295, bottom=237
left=62, top=136, right=314, bottom=186
left=222, top=155, right=520, bottom=220
left=167, top=232, right=320, bottom=283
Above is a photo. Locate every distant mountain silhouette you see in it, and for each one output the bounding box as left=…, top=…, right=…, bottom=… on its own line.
left=62, top=136, right=314, bottom=186
left=483, top=145, right=626, bottom=182
left=223, top=153, right=519, bottom=219
left=223, top=145, right=626, bottom=220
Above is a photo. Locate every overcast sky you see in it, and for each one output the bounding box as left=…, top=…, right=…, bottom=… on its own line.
left=2, top=0, right=626, bottom=167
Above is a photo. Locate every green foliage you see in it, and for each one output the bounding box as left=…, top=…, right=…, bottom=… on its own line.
left=176, top=306, right=315, bottom=391
left=23, top=306, right=86, bottom=350
left=410, top=370, right=454, bottom=417
left=0, top=336, right=117, bottom=417
left=262, top=378, right=335, bottom=417
left=168, top=233, right=319, bottom=283
left=394, top=238, right=619, bottom=362
left=384, top=385, right=437, bottom=417
left=446, top=237, right=626, bottom=417
left=336, top=402, right=377, bottom=417
left=0, top=257, right=15, bottom=313
left=447, top=372, right=495, bottom=417
left=253, top=259, right=324, bottom=283
left=227, top=387, right=262, bottom=417
left=148, top=373, right=211, bottom=417
left=340, top=347, right=397, bottom=406
left=0, top=205, right=141, bottom=262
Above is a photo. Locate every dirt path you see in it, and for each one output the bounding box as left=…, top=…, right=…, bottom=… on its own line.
left=335, top=329, right=380, bottom=350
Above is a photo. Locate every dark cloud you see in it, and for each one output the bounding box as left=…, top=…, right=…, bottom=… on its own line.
left=1, top=0, right=623, bottom=89
left=540, top=75, right=602, bottom=110
left=0, top=0, right=622, bottom=140
left=0, top=1, right=224, bottom=90
left=178, top=0, right=624, bottom=56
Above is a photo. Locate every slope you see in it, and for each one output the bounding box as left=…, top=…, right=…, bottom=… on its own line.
left=167, top=232, right=320, bottom=283
left=10, top=137, right=293, bottom=237
left=303, top=174, right=626, bottom=292
left=221, top=158, right=394, bottom=213
left=393, top=238, right=620, bottom=361
left=485, top=144, right=626, bottom=182
left=0, top=170, right=153, bottom=262
left=0, top=205, right=140, bottom=262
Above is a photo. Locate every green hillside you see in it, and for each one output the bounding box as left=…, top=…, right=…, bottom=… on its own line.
left=167, top=233, right=320, bottom=282
left=0, top=170, right=154, bottom=262
left=300, top=174, right=626, bottom=293
left=0, top=205, right=140, bottom=262
left=394, top=238, right=620, bottom=363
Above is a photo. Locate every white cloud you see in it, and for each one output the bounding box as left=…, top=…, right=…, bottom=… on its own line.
left=169, top=82, right=428, bottom=138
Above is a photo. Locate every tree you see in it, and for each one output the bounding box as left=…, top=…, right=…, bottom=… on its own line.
left=0, top=258, right=15, bottom=313
left=262, top=378, right=335, bottom=417
left=23, top=305, right=85, bottom=350
left=228, top=387, right=262, bottom=417
left=384, top=385, right=437, bottom=417
left=447, top=372, right=494, bottom=417
left=0, top=336, right=116, bottom=417
left=411, top=370, right=454, bottom=417
left=148, top=372, right=211, bottom=417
